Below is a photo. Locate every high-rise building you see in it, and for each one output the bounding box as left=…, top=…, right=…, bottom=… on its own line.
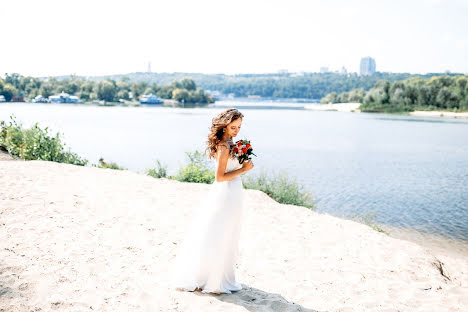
left=360, top=57, right=376, bottom=76
left=339, top=66, right=347, bottom=75
left=320, top=66, right=329, bottom=73
left=147, top=61, right=152, bottom=73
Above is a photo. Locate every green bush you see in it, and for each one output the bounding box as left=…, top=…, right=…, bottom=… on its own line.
left=0, top=115, right=88, bottom=166
left=92, top=157, right=125, bottom=170
left=242, top=167, right=316, bottom=209
left=172, top=150, right=215, bottom=184
left=146, top=159, right=168, bottom=178
left=326, top=75, right=468, bottom=113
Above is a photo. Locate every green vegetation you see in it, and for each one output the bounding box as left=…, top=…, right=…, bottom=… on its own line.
left=321, top=88, right=366, bottom=104
left=321, top=75, right=468, bottom=113
left=92, top=157, right=126, bottom=170
left=347, top=211, right=388, bottom=234
left=73, top=71, right=464, bottom=100
left=146, top=160, right=168, bottom=178
left=241, top=167, right=316, bottom=210
left=0, top=73, right=214, bottom=104
left=171, top=150, right=215, bottom=184
left=0, top=114, right=128, bottom=169
left=5, top=71, right=465, bottom=102
left=146, top=150, right=317, bottom=209
left=0, top=115, right=88, bottom=165
left=203, top=73, right=392, bottom=99
left=91, top=72, right=413, bottom=99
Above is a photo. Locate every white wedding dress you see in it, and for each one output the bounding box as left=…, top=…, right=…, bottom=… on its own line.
left=169, top=155, right=245, bottom=294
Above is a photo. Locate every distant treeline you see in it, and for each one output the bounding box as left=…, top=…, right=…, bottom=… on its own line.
left=0, top=73, right=214, bottom=104
left=321, top=75, right=468, bottom=112
left=3, top=71, right=467, bottom=103
left=201, top=72, right=412, bottom=99
left=58, top=71, right=466, bottom=100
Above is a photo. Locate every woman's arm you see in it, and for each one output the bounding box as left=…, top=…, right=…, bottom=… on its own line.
left=215, top=144, right=246, bottom=182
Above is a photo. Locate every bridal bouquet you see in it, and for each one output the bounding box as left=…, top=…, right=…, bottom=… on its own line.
left=230, top=139, right=257, bottom=164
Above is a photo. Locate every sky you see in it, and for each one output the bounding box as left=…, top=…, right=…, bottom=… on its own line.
left=1, top=0, right=468, bottom=77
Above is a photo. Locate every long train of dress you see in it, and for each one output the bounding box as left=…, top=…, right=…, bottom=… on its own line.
left=169, top=156, right=245, bottom=294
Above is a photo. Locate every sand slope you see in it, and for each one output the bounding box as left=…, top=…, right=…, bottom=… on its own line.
left=0, top=150, right=14, bottom=161
left=1, top=159, right=468, bottom=312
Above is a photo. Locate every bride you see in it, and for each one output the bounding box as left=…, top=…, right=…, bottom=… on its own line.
left=169, top=108, right=254, bottom=294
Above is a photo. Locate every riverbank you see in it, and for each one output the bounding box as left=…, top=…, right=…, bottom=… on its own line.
left=409, top=110, right=468, bottom=119
left=1, top=98, right=203, bottom=108
left=1, top=159, right=467, bottom=311
left=378, top=223, right=468, bottom=260
left=305, top=103, right=468, bottom=119
left=304, top=102, right=361, bottom=112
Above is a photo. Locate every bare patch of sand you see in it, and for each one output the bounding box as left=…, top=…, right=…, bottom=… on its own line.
left=0, top=149, right=14, bottom=161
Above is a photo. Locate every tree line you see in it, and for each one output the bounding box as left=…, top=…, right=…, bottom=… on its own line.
left=76, top=71, right=463, bottom=100
left=0, top=73, right=214, bottom=104
left=200, top=72, right=412, bottom=99
left=321, top=75, right=468, bottom=113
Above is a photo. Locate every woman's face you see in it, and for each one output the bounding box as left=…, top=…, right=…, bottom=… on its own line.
left=225, top=118, right=242, bottom=138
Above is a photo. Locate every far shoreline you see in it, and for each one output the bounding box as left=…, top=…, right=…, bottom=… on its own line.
left=3, top=100, right=468, bottom=119
left=408, top=110, right=468, bottom=118
left=305, top=102, right=468, bottom=119
left=0, top=99, right=209, bottom=108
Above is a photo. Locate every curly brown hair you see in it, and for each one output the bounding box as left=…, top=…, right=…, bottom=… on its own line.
left=205, top=108, right=244, bottom=160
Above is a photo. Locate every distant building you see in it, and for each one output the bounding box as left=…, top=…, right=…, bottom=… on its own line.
left=147, top=61, right=152, bottom=73
left=277, top=69, right=288, bottom=74
left=360, top=57, right=376, bottom=76
left=320, top=66, right=329, bottom=73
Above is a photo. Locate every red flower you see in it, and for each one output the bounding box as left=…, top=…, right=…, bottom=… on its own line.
left=242, top=147, right=247, bottom=153
left=233, top=147, right=238, bottom=153
left=237, top=142, right=242, bottom=147
left=246, top=143, right=251, bottom=148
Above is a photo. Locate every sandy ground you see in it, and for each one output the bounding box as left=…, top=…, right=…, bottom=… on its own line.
left=1, top=159, right=468, bottom=312
left=0, top=149, right=14, bottom=161
left=409, top=111, right=468, bottom=119
left=303, top=103, right=362, bottom=113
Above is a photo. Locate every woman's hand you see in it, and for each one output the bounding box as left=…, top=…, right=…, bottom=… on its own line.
left=241, top=159, right=254, bottom=173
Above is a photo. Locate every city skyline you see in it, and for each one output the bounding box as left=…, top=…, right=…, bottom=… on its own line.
left=1, top=0, right=467, bottom=77
left=6, top=60, right=468, bottom=79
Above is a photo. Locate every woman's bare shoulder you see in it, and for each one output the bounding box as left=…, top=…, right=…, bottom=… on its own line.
left=215, top=142, right=230, bottom=161
left=216, top=142, right=230, bottom=150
